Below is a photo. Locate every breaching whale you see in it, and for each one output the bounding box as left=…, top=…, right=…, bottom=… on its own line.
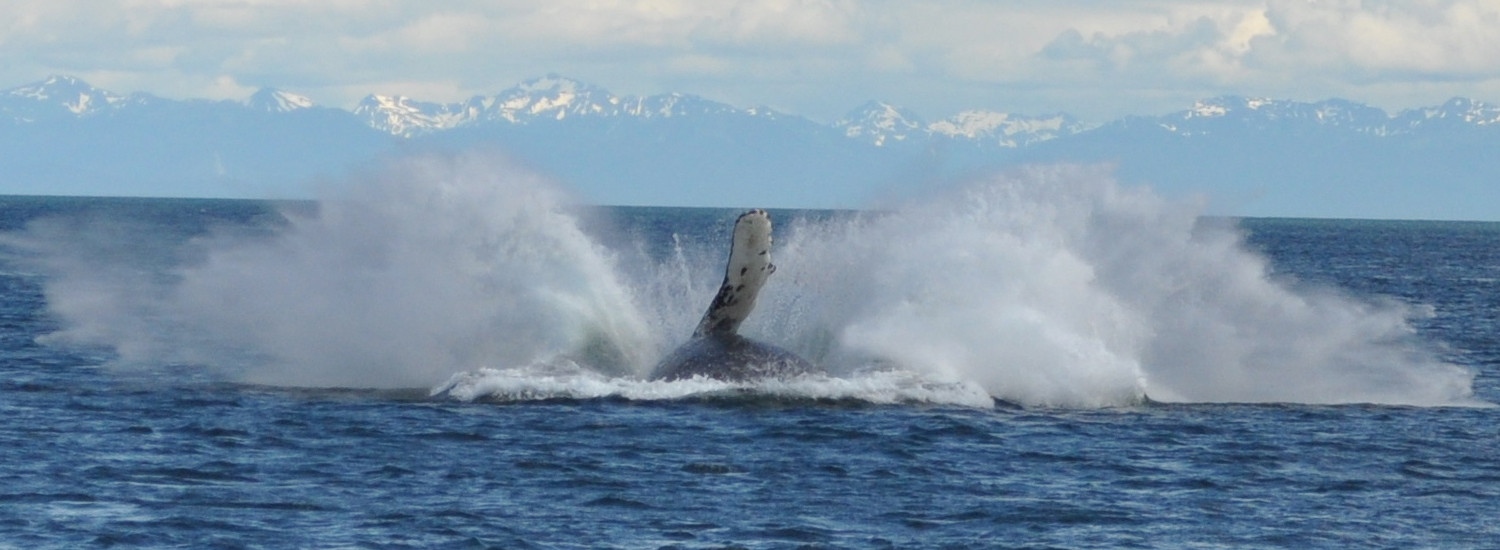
left=648, top=209, right=815, bottom=382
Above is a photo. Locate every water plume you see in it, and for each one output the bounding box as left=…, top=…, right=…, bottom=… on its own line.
left=757, top=165, right=1477, bottom=406
left=17, top=153, right=655, bottom=388
left=10, top=156, right=1478, bottom=407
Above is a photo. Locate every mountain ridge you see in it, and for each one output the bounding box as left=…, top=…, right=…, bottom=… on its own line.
left=1, top=74, right=1497, bottom=220
left=11, top=74, right=1493, bottom=146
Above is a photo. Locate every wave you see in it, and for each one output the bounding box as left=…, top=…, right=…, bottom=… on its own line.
left=430, top=359, right=996, bottom=408
left=12, top=153, right=1479, bottom=407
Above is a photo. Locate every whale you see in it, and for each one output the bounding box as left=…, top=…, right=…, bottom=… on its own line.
left=648, top=209, right=815, bottom=382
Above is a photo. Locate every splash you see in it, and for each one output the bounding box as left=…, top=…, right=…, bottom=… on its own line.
left=18, top=153, right=655, bottom=388
left=756, top=165, right=1477, bottom=407
left=431, top=360, right=995, bottom=408
left=12, top=156, right=1479, bottom=407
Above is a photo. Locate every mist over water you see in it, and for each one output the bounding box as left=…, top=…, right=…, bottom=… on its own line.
left=761, top=166, right=1476, bottom=406
left=17, top=154, right=656, bottom=388
left=12, top=155, right=1478, bottom=407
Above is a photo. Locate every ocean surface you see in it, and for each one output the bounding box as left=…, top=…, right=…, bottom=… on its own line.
left=1, top=163, right=1497, bottom=548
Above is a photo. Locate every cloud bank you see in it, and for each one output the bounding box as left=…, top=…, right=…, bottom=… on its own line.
left=1, top=0, right=1498, bottom=121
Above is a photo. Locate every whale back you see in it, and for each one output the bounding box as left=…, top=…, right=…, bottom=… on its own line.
left=693, top=209, right=776, bottom=337
left=650, top=333, right=812, bottom=382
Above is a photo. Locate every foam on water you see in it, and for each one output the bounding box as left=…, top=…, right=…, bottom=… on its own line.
left=431, top=360, right=996, bottom=408
left=11, top=154, right=1480, bottom=407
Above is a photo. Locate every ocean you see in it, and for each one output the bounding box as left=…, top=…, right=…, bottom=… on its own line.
left=1, top=158, right=1496, bottom=548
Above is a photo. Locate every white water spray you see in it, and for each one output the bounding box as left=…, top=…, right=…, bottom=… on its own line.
left=756, top=165, right=1476, bottom=406
left=13, top=157, right=1478, bottom=406
left=20, top=153, right=655, bottom=388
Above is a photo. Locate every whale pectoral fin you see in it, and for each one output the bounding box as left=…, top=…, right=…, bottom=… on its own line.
left=693, top=281, right=740, bottom=337
left=691, top=209, right=775, bottom=338
left=653, top=209, right=817, bottom=382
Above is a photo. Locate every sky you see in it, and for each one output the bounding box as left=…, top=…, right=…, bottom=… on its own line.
left=3, top=0, right=1499, bottom=123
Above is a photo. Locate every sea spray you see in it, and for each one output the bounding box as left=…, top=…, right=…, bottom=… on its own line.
left=9, top=157, right=1479, bottom=406
left=759, top=167, right=1150, bottom=407
left=619, top=231, right=723, bottom=361
left=757, top=165, right=1476, bottom=406
left=17, top=153, right=657, bottom=387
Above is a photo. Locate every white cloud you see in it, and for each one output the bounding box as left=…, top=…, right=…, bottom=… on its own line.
left=1252, top=0, right=1500, bottom=78
left=1, top=0, right=1497, bottom=121
left=984, top=0, right=1500, bottom=117
left=693, top=0, right=863, bottom=48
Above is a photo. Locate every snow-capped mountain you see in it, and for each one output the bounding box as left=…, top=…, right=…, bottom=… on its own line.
left=353, top=94, right=486, bottom=137
left=486, top=74, right=620, bottom=122
left=484, top=75, right=744, bottom=122
left=7, top=74, right=1496, bottom=145
left=1390, top=97, right=1500, bottom=131
left=1152, top=96, right=1393, bottom=136
left=929, top=110, right=1088, bottom=148
left=247, top=88, right=316, bottom=113
left=353, top=75, right=750, bottom=137
left=1145, top=95, right=1500, bottom=137
left=836, top=100, right=1088, bottom=148
left=618, top=92, right=745, bottom=119
left=2, top=73, right=1497, bottom=219
left=836, top=101, right=925, bottom=146
left=1, top=75, right=128, bottom=122
left=2, top=77, right=323, bottom=122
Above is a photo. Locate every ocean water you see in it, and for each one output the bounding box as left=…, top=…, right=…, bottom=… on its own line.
left=1, top=157, right=1497, bottom=548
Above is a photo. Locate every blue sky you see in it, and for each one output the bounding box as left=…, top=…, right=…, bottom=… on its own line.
left=4, top=0, right=1499, bottom=123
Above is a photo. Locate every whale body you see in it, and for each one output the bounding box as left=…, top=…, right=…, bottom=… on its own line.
left=648, top=209, right=814, bottom=382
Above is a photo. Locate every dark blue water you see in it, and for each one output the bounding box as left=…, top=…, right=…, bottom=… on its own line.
left=2, top=188, right=1497, bottom=548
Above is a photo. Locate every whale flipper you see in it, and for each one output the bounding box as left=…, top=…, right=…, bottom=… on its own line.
left=649, top=209, right=814, bottom=382
left=693, top=209, right=777, bottom=337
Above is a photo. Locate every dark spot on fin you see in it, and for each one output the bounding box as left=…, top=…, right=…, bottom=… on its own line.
left=740, top=266, right=748, bottom=276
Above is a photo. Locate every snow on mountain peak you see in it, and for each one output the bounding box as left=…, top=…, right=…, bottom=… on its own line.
left=833, top=101, right=1087, bottom=148
left=352, top=94, right=485, bottom=137
left=4, top=74, right=1492, bottom=150
left=929, top=110, right=1013, bottom=138
left=247, top=88, right=315, bottom=113
left=1191, top=101, right=1228, bottom=118
left=1185, top=96, right=1281, bottom=119
left=1438, top=97, right=1499, bottom=125
left=491, top=74, right=619, bottom=121
left=929, top=110, right=1085, bottom=148
left=835, top=101, right=924, bottom=146
left=11, top=75, right=91, bottom=98
left=622, top=93, right=736, bottom=118
left=1155, top=96, right=1451, bottom=137
left=6, top=75, right=124, bottom=116
left=348, top=75, right=749, bottom=135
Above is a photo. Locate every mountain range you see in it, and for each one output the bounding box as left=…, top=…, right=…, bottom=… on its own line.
left=2, top=74, right=1496, bottom=219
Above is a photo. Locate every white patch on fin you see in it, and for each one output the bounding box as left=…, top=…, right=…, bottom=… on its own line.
left=694, top=209, right=775, bottom=337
